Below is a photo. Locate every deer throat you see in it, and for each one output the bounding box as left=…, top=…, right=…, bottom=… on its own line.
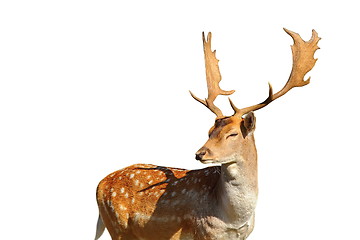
left=215, top=160, right=258, bottom=228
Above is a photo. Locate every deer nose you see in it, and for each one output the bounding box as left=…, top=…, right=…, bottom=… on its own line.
left=195, top=148, right=208, bottom=160
left=195, top=152, right=205, bottom=160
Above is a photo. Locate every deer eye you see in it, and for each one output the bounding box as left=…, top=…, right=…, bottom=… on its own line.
left=226, top=133, right=238, bottom=139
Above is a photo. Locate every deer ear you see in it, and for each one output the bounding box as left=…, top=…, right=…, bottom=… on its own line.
left=241, top=112, right=256, bottom=138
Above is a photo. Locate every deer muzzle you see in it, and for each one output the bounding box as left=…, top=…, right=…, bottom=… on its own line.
left=195, top=147, right=211, bottom=161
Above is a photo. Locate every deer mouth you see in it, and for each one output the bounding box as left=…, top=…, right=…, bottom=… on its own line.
left=200, top=158, right=238, bottom=165
left=199, top=159, right=216, bottom=164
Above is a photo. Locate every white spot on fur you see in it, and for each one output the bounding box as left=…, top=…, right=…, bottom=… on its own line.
left=110, top=204, right=115, bottom=212
left=112, top=192, right=117, bottom=197
left=130, top=173, right=135, bottom=179
left=171, top=191, right=176, bottom=197
left=148, top=180, right=153, bottom=185
left=134, top=212, right=150, bottom=222
left=134, top=212, right=141, bottom=222
left=124, top=192, right=129, bottom=198
left=120, top=188, right=125, bottom=193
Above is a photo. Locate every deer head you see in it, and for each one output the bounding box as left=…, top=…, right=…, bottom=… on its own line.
left=191, top=29, right=320, bottom=164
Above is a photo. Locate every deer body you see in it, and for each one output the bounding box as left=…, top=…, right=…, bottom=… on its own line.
left=95, top=29, right=320, bottom=240
left=96, top=115, right=258, bottom=240
left=96, top=165, right=252, bottom=240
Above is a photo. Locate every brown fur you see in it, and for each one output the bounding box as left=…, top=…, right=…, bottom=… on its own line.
left=97, top=164, right=222, bottom=239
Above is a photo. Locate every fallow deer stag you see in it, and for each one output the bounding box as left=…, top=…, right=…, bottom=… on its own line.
left=95, top=28, right=320, bottom=240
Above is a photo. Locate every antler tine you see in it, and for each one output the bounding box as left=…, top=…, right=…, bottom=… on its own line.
left=190, top=32, right=235, bottom=118
left=232, top=28, right=320, bottom=117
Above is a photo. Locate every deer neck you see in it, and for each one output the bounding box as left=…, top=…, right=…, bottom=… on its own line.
left=215, top=135, right=258, bottom=228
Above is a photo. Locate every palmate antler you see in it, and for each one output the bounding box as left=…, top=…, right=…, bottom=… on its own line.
left=191, top=28, right=321, bottom=118
left=230, top=28, right=321, bottom=117
left=190, top=32, right=235, bottom=118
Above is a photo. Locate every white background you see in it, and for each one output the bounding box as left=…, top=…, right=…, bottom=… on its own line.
left=1, top=1, right=359, bottom=239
